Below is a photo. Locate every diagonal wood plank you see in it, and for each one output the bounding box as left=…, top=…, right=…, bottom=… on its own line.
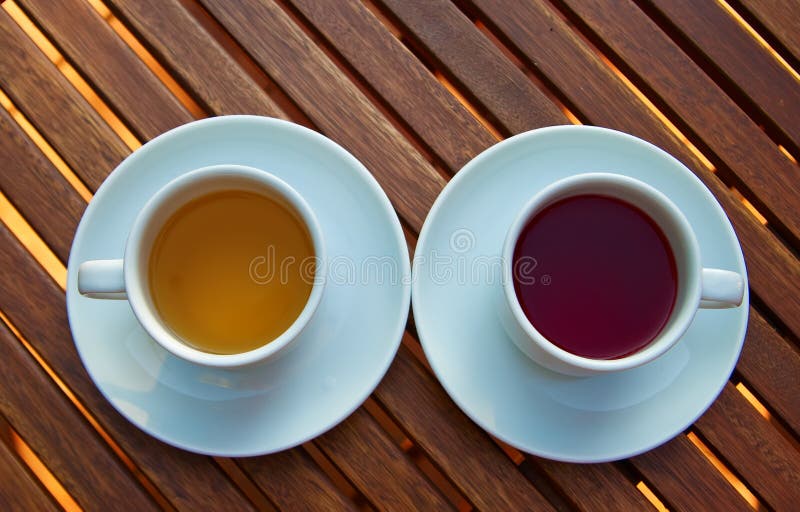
left=0, top=322, right=157, bottom=509
left=1, top=122, right=358, bottom=511
left=736, top=311, right=800, bottom=435
left=376, top=0, right=565, bottom=135
left=237, top=449, right=356, bottom=512
left=0, top=430, right=59, bottom=512
left=316, top=407, right=453, bottom=511
left=199, top=0, right=445, bottom=231
left=0, top=9, right=127, bottom=190
left=286, top=0, right=496, bottom=173
left=632, top=434, right=752, bottom=511
left=549, top=0, right=800, bottom=243
left=16, top=0, right=193, bottom=141
left=102, top=3, right=563, bottom=506
left=736, top=0, right=800, bottom=64
left=0, top=224, right=256, bottom=511
left=642, top=0, right=800, bottom=153
left=532, top=458, right=653, bottom=510
left=104, top=0, right=285, bottom=118
left=4, top=1, right=438, bottom=508
left=376, top=342, right=558, bottom=511
left=384, top=0, right=800, bottom=346
left=694, top=383, right=800, bottom=510
left=373, top=0, right=800, bottom=503
left=0, top=107, right=85, bottom=261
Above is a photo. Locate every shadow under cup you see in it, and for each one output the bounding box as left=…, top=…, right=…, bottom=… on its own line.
left=123, top=165, right=325, bottom=368
left=501, top=173, right=731, bottom=376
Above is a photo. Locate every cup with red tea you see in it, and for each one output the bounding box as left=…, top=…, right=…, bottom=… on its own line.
left=501, top=172, right=744, bottom=376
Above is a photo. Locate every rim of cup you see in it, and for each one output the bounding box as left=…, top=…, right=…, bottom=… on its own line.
left=501, top=172, right=702, bottom=373
left=125, top=164, right=326, bottom=368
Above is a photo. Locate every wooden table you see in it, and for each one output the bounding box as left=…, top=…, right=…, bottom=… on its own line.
left=1, top=0, right=798, bottom=510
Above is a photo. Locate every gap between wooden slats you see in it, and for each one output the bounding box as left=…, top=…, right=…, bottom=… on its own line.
left=84, top=0, right=206, bottom=119
left=536, top=0, right=800, bottom=250
left=360, top=1, right=796, bottom=508
left=631, top=0, right=800, bottom=159
left=0, top=415, right=77, bottom=511
left=725, top=0, right=800, bottom=72
left=3, top=1, right=796, bottom=508
left=0, top=5, right=736, bottom=512
left=0, top=3, right=470, bottom=507
left=91, top=2, right=476, bottom=506
left=2, top=0, right=140, bottom=150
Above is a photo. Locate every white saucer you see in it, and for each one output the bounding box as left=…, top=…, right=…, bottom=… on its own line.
left=412, top=126, right=749, bottom=463
left=67, top=116, right=410, bottom=456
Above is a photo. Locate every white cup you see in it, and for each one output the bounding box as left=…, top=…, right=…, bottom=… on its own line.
left=500, top=173, right=744, bottom=376
left=77, top=164, right=325, bottom=368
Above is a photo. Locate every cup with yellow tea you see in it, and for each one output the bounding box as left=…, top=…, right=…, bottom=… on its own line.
left=77, top=164, right=325, bottom=368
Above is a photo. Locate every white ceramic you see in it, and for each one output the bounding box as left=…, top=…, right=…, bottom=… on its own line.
left=412, top=125, right=749, bottom=462
left=77, top=165, right=326, bottom=368
left=501, top=173, right=744, bottom=376
left=66, top=116, right=410, bottom=456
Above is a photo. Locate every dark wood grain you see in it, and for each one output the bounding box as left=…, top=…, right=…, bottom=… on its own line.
left=104, top=0, right=285, bottom=118
left=286, top=0, right=496, bottom=173
left=238, top=450, right=356, bottom=512
left=0, top=431, right=59, bottom=512
left=533, top=458, right=653, bottom=510
left=0, top=9, right=128, bottom=191
left=643, top=0, right=800, bottom=152
left=3, top=2, right=450, bottom=508
left=632, top=435, right=752, bottom=511
left=736, top=311, right=800, bottom=435
left=0, top=225, right=256, bottom=511
left=736, top=0, right=800, bottom=63
left=376, top=342, right=560, bottom=511
left=450, top=0, right=800, bottom=345
left=317, top=407, right=452, bottom=511
left=0, top=106, right=85, bottom=261
left=379, top=6, right=800, bottom=502
left=0, top=322, right=156, bottom=509
left=694, top=383, right=800, bottom=510
left=376, top=0, right=565, bottom=135
left=16, top=0, right=193, bottom=141
left=549, top=0, right=800, bottom=243
left=199, top=0, right=445, bottom=232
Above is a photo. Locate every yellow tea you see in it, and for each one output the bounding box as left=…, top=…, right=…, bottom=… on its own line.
left=148, top=190, right=314, bottom=354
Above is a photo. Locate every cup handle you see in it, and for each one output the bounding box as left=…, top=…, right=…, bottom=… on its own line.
left=699, top=268, right=744, bottom=309
left=78, top=259, right=127, bottom=299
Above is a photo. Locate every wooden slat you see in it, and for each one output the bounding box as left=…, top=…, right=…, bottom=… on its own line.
left=0, top=432, right=59, bottom=512
left=376, top=342, right=560, bottom=511
left=104, top=0, right=285, bottom=118
left=316, top=408, right=452, bottom=511
left=736, top=0, right=800, bottom=63
left=17, top=0, right=193, bottom=141
left=632, top=435, right=752, bottom=511
left=375, top=2, right=800, bottom=502
left=0, top=322, right=156, bottom=509
left=644, top=0, right=800, bottom=152
left=736, top=311, right=800, bottom=435
left=414, top=0, right=800, bottom=345
left=0, top=225, right=256, bottom=511
left=376, top=0, right=565, bottom=135
left=237, top=450, right=356, bottom=511
left=533, top=458, right=653, bottom=510
left=4, top=2, right=424, bottom=508
left=0, top=107, right=84, bottom=261
left=199, top=0, right=444, bottom=232
left=694, top=383, right=800, bottom=510
left=0, top=9, right=127, bottom=190
left=286, top=0, right=496, bottom=173
left=548, top=0, right=800, bottom=242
